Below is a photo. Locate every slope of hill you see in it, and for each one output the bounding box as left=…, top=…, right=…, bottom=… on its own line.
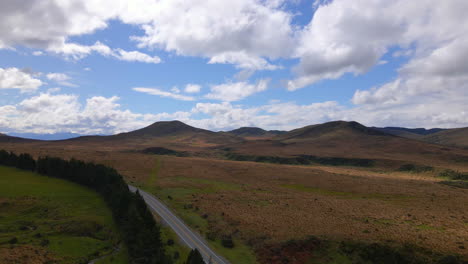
left=421, top=127, right=468, bottom=148
left=0, top=133, right=36, bottom=143
left=374, top=127, right=445, bottom=140
left=225, top=121, right=468, bottom=166
left=227, top=127, right=286, bottom=138
left=278, top=121, right=386, bottom=141
left=62, top=120, right=243, bottom=151
left=115, top=120, right=201, bottom=138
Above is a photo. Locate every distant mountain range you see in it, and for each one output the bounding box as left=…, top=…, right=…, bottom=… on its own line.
left=1, top=121, right=468, bottom=150
left=374, top=127, right=468, bottom=148
left=6, top=132, right=85, bottom=141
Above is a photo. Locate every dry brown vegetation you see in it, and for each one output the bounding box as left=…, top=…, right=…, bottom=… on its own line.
left=0, top=245, right=57, bottom=264
left=1, top=120, right=468, bottom=262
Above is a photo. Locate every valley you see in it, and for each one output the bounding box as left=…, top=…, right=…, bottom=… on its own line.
left=0, top=120, right=467, bottom=263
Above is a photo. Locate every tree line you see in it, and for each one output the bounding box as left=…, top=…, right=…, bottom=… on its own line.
left=0, top=150, right=205, bottom=264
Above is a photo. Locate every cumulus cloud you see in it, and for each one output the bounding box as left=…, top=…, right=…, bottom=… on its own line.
left=49, top=41, right=161, bottom=63
left=288, top=0, right=468, bottom=90
left=0, top=0, right=291, bottom=69
left=132, top=0, right=294, bottom=66
left=0, top=93, right=156, bottom=134
left=46, top=72, right=76, bottom=87
left=133, top=87, right=195, bottom=101
left=114, top=49, right=161, bottom=63
left=184, top=84, right=201, bottom=94
left=0, top=67, right=43, bottom=92
left=208, top=52, right=281, bottom=71
left=205, top=79, right=269, bottom=102
left=1, top=0, right=468, bottom=130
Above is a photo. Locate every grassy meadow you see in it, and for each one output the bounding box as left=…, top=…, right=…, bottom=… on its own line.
left=0, top=166, right=128, bottom=264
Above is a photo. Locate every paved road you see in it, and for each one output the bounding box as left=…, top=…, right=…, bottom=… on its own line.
left=128, top=185, right=230, bottom=264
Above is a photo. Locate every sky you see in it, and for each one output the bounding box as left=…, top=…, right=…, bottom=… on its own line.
left=1, top=0, right=468, bottom=137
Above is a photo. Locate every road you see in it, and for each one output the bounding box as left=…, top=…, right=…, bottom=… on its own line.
left=128, top=185, right=230, bottom=264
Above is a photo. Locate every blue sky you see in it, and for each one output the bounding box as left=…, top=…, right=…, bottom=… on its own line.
left=1, top=0, right=467, bottom=137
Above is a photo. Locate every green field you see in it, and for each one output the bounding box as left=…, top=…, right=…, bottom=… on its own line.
left=0, top=166, right=128, bottom=264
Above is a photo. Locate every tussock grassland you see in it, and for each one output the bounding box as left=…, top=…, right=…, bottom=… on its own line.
left=0, top=142, right=467, bottom=263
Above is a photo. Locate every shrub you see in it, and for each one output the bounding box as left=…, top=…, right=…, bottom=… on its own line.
left=439, top=169, right=468, bottom=180
left=398, top=164, right=434, bottom=173
left=167, top=239, right=174, bottom=246
left=221, top=236, right=235, bottom=248
left=8, top=237, right=18, bottom=244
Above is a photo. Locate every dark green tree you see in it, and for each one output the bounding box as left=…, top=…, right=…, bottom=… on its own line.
left=185, top=249, right=205, bottom=264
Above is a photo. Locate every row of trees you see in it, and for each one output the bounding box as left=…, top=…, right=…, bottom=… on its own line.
left=0, top=150, right=205, bottom=264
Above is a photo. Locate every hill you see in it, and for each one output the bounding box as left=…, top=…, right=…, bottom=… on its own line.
left=114, top=120, right=201, bottom=138
left=2, top=120, right=468, bottom=166
left=374, top=127, right=445, bottom=140
left=63, top=120, right=243, bottom=151
left=224, top=121, right=468, bottom=166
left=0, top=133, right=36, bottom=143
left=278, top=121, right=386, bottom=141
left=421, top=127, right=468, bottom=149
left=227, top=127, right=286, bottom=138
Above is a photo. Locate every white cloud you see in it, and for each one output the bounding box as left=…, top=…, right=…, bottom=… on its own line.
left=288, top=0, right=468, bottom=90
left=49, top=41, right=161, bottom=63
left=0, top=93, right=160, bottom=134
left=184, top=84, right=201, bottom=94
left=0, top=67, right=43, bottom=92
left=47, top=87, right=61, bottom=93
left=205, top=79, right=269, bottom=102
left=32, top=51, right=43, bottom=56
left=208, top=52, right=281, bottom=70
left=114, top=49, right=161, bottom=63
left=46, top=73, right=69, bottom=82
left=170, top=87, right=180, bottom=93
left=0, top=0, right=290, bottom=69
left=132, top=0, right=294, bottom=68
left=133, top=87, right=195, bottom=101
left=46, top=72, right=77, bottom=87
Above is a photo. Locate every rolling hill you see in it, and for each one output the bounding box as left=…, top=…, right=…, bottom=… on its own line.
left=0, top=133, right=36, bottom=143
left=421, top=127, right=468, bottom=149
left=2, top=120, right=468, bottom=166
left=227, top=127, right=286, bottom=138
left=62, top=120, right=243, bottom=151
left=374, top=126, right=468, bottom=149
left=224, top=121, right=468, bottom=166
left=373, top=127, right=445, bottom=140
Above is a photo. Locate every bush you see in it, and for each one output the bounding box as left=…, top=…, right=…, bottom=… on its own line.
left=8, top=237, right=18, bottom=244
left=167, top=239, right=174, bottom=246
left=225, top=152, right=374, bottom=167
left=142, top=147, right=188, bottom=157
left=439, top=169, right=468, bottom=180
left=398, top=164, right=434, bottom=173
left=221, top=236, right=235, bottom=248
